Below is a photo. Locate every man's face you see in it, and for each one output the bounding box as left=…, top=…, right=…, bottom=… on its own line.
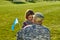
left=27, top=15, right=33, bottom=21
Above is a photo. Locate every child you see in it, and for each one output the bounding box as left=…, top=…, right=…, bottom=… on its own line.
left=22, top=9, right=34, bottom=28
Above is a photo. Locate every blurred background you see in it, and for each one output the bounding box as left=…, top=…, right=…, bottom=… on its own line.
left=0, top=0, right=60, bottom=40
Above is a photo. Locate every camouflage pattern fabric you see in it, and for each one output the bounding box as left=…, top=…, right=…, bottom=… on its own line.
left=17, top=24, right=50, bottom=40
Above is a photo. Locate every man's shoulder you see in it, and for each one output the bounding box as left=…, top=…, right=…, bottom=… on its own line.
left=23, top=25, right=33, bottom=30
left=23, top=25, right=32, bottom=29
left=36, top=25, right=50, bottom=32
left=39, top=25, right=48, bottom=29
left=41, top=25, right=50, bottom=33
left=43, top=25, right=49, bottom=30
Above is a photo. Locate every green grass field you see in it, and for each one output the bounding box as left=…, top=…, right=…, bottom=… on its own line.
left=0, top=0, right=60, bottom=40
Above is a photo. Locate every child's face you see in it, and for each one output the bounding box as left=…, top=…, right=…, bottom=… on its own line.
left=27, top=15, right=33, bottom=21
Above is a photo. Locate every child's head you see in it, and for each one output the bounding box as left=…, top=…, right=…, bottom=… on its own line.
left=25, top=9, right=34, bottom=21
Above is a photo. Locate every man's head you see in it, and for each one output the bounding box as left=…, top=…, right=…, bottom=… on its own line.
left=33, top=12, right=44, bottom=25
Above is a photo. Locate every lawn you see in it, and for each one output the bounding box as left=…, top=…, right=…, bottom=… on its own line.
left=0, top=1, right=60, bottom=40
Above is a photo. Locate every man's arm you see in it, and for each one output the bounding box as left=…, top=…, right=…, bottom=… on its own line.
left=17, top=29, right=23, bottom=40
left=43, top=28, right=50, bottom=40
left=23, top=26, right=33, bottom=40
left=17, top=25, right=32, bottom=40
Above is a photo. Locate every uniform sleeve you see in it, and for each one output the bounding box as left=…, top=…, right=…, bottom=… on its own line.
left=17, top=29, right=23, bottom=40
left=23, top=26, right=32, bottom=40
left=43, top=28, right=50, bottom=40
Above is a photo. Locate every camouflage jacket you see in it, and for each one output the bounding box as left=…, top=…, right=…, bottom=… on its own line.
left=17, top=24, right=50, bottom=40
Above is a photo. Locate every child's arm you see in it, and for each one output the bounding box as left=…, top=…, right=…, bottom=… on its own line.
left=22, top=22, right=28, bottom=28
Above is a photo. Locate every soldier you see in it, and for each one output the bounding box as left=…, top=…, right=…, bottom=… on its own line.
left=17, top=12, right=50, bottom=40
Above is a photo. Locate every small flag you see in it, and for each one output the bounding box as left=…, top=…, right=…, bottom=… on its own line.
left=11, top=18, right=18, bottom=31
left=14, top=18, right=18, bottom=24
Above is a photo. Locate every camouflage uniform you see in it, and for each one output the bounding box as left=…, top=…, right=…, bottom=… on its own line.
left=17, top=24, right=50, bottom=40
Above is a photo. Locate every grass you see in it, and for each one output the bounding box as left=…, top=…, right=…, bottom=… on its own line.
left=0, top=1, right=60, bottom=40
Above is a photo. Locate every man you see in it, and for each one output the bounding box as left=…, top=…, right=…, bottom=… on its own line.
left=17, top=12, right=50, bottom=40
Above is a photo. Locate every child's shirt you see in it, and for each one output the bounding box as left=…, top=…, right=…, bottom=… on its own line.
left=22, top=20, right=33, bottom=28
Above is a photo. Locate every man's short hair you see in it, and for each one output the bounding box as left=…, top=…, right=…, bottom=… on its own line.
left=34, top=12, right=44, bottom=22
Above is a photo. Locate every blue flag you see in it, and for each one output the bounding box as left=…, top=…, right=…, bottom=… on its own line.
left=11, top=18, right=18, bottom=31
